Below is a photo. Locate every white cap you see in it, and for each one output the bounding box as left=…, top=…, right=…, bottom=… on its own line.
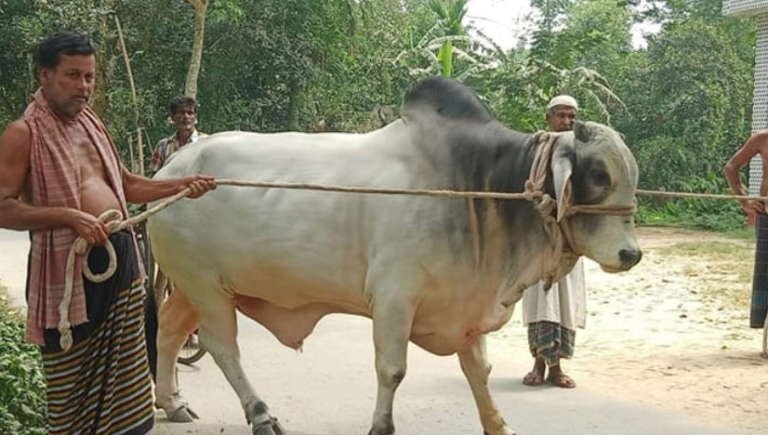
left=547, top=95, right=579, bottom=111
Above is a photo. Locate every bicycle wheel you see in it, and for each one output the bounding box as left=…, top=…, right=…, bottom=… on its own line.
left=178, top=338, right=207, bottom=365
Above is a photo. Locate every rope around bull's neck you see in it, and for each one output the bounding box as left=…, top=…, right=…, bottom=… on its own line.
left=54, top=133, right=760, bottom=350
left=526, top=131, right=573, bottom=288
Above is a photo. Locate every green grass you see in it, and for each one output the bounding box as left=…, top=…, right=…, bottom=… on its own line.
left=644, top=221, right=758, bottom=242
left=659, top=240, right=752, bottom=257
left=636, top=200, right=747, bottom=233
left=656, top=239, right=753, bottom=311
left=637, top=212, right=747, bottom=233
left=720, top=227, right=756, bottom=241
left=0, top=284, right=47, bottom=435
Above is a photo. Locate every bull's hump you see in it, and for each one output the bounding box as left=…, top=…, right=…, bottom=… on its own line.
left=402, top=77, right=494, bottom=124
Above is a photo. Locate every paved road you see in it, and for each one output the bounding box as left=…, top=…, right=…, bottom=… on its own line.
left=0, top=228, right=29, bottom=310
left=153, top=314, right=759, bottom=435
left=0, top=229, right=758, bottom=435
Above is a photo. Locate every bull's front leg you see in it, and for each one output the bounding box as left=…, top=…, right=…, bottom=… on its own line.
left=458, top=335, right=515, bottom=435
left=155, top=289, right=200, bottom=422
left=368, top=295, right=416, bottom=435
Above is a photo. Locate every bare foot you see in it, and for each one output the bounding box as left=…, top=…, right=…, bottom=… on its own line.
left=546, top=370, right=576, bottom=388
left=523, top=371, right=545, bottom=386
left=522, top=358, right=546, bottom=386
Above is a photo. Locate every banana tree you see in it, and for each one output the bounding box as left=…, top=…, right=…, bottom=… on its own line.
left=428, top=0, right=467, bottom=77
left=395, top=0, right=494, bottom=81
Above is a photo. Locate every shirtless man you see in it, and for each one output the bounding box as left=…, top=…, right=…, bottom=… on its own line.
left=0, top=31, right=215, bottom=435
left=725, top=131, right=768, bottom=332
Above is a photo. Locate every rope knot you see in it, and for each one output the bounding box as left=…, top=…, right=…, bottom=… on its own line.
left=58, top=209, right=123, bottom=351
left=523, top=180, right=537, bottom=202
left=536, top=194, right=557, bottom=219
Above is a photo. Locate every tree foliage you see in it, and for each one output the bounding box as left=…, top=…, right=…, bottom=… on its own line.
left=615, top=3, right=755, bottom=192
left=0, top=0, right=757, bottom=229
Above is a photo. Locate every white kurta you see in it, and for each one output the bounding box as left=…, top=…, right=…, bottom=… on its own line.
left=521, top=258, right=586, bottom=330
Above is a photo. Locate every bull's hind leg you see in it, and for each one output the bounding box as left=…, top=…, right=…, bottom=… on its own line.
left=457, top=335, right=514, bottom=435
left=368, top=293, right=416, bottom=435
left=155, top=289, right=200, bottom=422
left=195, top=292, right=284, bottom=435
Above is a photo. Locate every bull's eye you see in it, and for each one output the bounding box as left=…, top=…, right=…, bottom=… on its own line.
left=591, top=169, right=610, bottom=187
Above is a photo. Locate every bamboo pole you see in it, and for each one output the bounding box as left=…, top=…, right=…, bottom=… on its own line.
left=143, top=127, right=153, bottom=158
left=127, top=133, right=136, bottom=174
left=115, top=15, right=145, bottom=175
left=136, top=128, right=145, bottom=175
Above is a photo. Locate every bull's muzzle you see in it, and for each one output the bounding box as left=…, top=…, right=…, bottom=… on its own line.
left=619, top=248, right=642, bottom=269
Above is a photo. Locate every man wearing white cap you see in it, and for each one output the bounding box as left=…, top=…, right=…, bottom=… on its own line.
left=520, top=95, right=586, bottom=388
left=546, top=95, right=579, bottom=131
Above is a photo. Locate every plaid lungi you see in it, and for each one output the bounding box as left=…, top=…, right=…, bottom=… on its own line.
left=752, top=213, right=768, bottom=329
left=527, top=321, right=576, bottom=367
left=40, top=230, right=153, bottom=435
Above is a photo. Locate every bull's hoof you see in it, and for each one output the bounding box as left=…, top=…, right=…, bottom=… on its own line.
left=156, top=392, right=199, bottom=423
left=252, top=417, right=285, bottom=435
left=167, top=405, right=199, bottom=423
left=483, top=416, right=515, bottom=435
left=367, top=423, right=395, bottom=435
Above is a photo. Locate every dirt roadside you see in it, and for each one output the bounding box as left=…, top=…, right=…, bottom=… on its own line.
left=491, top=227, right=767, bottom=434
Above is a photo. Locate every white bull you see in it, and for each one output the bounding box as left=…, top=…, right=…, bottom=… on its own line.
left=149, top=77, right=641, bottom=435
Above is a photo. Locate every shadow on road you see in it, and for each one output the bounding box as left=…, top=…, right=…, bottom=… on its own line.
left=154, top=421, right=316, bottom=435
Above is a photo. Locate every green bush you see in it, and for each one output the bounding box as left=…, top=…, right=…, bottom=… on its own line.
left=0, top=291, right=47, bottom=435
left=636, top=173, right=746, bottom=232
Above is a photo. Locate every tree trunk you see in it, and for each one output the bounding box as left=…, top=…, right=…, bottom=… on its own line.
left=286, top=79, right=302, bottom=131
left=115, top=15, right=145, bottom=174
left=184, top=0, right=209, bottom=98
left=92, top=14, right=112, bottom=116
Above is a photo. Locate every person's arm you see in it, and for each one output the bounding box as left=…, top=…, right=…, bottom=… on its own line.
left=121, top=165, right=216, bottom=205
left=725, top=131, right=768, bottom=212
left=0, top=120, right=110, bottom=244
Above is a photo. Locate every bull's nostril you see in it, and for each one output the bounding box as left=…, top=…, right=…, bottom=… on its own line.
left=619, top=249, right=641, bottom=265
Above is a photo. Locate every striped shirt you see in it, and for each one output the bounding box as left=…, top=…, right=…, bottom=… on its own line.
left=149, top=129, right=206, bottom=175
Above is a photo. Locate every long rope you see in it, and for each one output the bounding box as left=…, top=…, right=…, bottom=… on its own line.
left=203, top=182, right=765, bottom=203
left=636, top=189, right=766, bottom=202
left=55, top=151, right=762, bottom=350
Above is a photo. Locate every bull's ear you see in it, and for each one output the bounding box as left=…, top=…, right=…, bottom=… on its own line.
left=573, top=120, right=593, bottom=144
left=552, top=145, right=574, bottom=222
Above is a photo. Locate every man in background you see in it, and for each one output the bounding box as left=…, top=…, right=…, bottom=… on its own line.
left=521, top=95, right=586, bottom=389
left=144, top=95, right=207, bottom=377
left=150, top=95, right=207, bottom=176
